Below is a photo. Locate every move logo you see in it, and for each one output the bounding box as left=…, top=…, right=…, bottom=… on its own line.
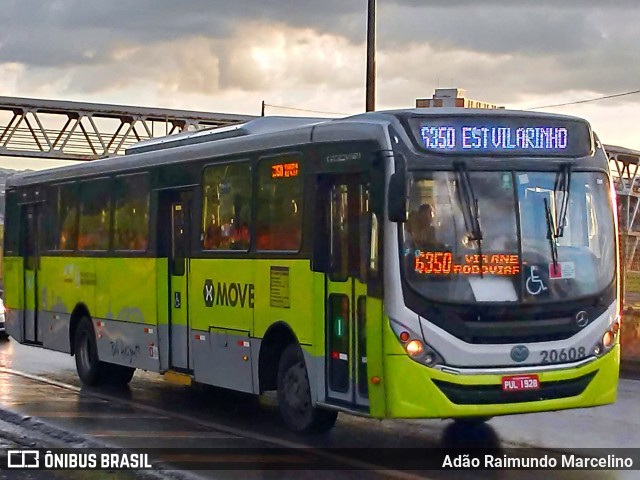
left=203, top=279, right=255, bottom=309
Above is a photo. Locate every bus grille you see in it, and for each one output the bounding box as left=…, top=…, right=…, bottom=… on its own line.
left=460, top=323, right=576, bottom=344
left=432, top=371, right=597, bottom=405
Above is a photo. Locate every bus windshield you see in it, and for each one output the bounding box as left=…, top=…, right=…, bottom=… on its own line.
left=402, top=169, right=615, bottom=303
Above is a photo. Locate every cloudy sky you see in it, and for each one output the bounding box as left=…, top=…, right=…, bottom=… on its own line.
left=1, top=0, right=639, bottom=170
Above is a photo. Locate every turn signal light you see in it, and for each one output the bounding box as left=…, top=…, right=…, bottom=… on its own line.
left=611, top=321, right=620, bottom=335
left=405, top=340, right=424, bottom=357
left=399, top=331, right=410, bottom=342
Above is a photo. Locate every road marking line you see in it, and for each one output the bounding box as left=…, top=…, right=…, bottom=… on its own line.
left=1, top=398, right=109, bottom=404
left=25, top=412, right=170, bottom=419
left=92, top=430, right=239, bottom=438
left=0, top=367, right=430, bottom=480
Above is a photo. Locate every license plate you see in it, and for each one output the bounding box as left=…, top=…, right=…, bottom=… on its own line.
left=501, top=374, right=540, bottom=392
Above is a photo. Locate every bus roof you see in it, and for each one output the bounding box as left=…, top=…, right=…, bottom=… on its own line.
left=126, top=116, right=326, bottom=155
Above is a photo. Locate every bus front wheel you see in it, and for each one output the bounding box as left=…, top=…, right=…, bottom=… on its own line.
left=453, top=416, right=493, bottom=426
left=277, top=344, right=338, bottom=434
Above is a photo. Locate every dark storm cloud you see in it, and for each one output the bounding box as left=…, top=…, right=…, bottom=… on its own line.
left=0, top=0, right=364, bottom=66
left=379, top=5, right=592, bottom=54
left=393, top=0, right=636, bottom=7
left=1, top=0, right=636, bottom=64
left=1, top=0, right=639, bottom=102
left=375, top=2, right=640, bottom=102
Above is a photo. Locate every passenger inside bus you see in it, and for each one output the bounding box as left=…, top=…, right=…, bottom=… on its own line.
left=256, top=197, right=301, bottom=251
left=58, top=207, right=78, bottom=250
left=203, top=214, right=222, bottom=249
left=231, top=223, right=250, bottom=249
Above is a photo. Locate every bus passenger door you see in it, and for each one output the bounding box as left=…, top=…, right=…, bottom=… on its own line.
left=324, top=175, right=370, bottom=410
left=168, top=192, right=193, bottom=370
left=22, top=204, right=41, bottom=344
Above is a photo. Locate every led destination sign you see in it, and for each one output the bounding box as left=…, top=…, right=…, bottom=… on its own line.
left=422, top=126, right=567, bottom=150
left=411, top=116, right=592, bottom=156
left=414, top=251, right=520, bottom=276
left=271, top=161, right=299, bottom=179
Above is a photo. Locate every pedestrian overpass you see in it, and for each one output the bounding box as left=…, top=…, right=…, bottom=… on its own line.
left=0, top=96, right=254, bottom=161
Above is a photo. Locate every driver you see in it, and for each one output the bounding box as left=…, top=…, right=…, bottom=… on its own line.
left=407, top=204, right=442, bottom=252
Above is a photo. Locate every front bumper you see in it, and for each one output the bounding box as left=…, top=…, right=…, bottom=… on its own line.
left=383, top=344, right=619, bottom=419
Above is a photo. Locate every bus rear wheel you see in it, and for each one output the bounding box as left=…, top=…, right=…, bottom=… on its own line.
left=74, top=317, right=105, bottom=386
left=74, top=318, right=135, bottom=386
left=105, top=364, right=135, bottom=385
left=277, top=344, right=338, bottom=434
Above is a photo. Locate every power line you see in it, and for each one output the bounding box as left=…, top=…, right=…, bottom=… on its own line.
left=263, top=102, right=349, bottom=117
left=529, top=89, right=640, bottom=110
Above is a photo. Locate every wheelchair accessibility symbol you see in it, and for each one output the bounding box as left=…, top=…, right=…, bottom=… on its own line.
left=526, top=265, right=547, bottom=296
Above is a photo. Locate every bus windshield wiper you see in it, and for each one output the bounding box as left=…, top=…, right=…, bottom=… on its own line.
left=545, top=163, right=572, bottom=269
left=553, top=163, right=572, bottom=238
left=544, top=197, right=559, bottom=268
left=454, top=162, right=484, bottom=276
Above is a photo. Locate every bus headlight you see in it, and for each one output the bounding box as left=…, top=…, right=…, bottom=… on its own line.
left=592, top=316, right=620, bottom=356
left=391, top=321, right=444, bottom=367
left=405, top=340, right=424, bottom=357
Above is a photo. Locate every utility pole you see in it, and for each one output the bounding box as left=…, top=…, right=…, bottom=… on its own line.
left=261, top=100, right=265, bottom=117
left=366, top=0, right=376, bottom=112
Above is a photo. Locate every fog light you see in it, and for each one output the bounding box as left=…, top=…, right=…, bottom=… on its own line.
left=603, top=331, right=614, bottom=348
left=406, top=340, right=424, bottom=357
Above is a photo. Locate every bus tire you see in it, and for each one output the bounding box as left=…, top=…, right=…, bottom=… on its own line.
left=277, top=343, right=338, bottom=434
left=74, top=317, right=105, bottom=386
left=103, top=363, right=135, bottom=386
left=454, top=416, right=493, bottom=426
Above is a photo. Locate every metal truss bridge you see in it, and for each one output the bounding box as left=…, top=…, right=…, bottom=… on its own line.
left=0, top=96, right=254, bottom=161
left=608, top=144, right=640, bottom=311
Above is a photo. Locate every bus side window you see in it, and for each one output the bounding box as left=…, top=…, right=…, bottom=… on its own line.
left=78, top=178, right=111, bottom=251
left=201, top=161, right=252, bottom=251
left=256, top=154, right=302, bottom=252
left=51, top=182, right=78, bottom=251
left=114, top=174, right=150, bottom=251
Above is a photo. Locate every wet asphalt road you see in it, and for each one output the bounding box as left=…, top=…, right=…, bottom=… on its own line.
left=0, top=338, right=636, bottom=479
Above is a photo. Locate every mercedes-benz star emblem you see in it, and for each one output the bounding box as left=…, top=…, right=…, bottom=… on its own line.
left=510, top=345, right=529, bottom=363
left=575, top=311, right=589, bottom=328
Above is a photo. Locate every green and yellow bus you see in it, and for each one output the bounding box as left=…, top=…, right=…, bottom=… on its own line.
left=3, top=109, right=620, bottom=433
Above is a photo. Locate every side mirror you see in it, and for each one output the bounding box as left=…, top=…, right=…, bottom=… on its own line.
left=388, top=171, right=407, bottom=223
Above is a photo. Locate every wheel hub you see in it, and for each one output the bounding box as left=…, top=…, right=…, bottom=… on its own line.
left=284, top=364, right=309, bottom=412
